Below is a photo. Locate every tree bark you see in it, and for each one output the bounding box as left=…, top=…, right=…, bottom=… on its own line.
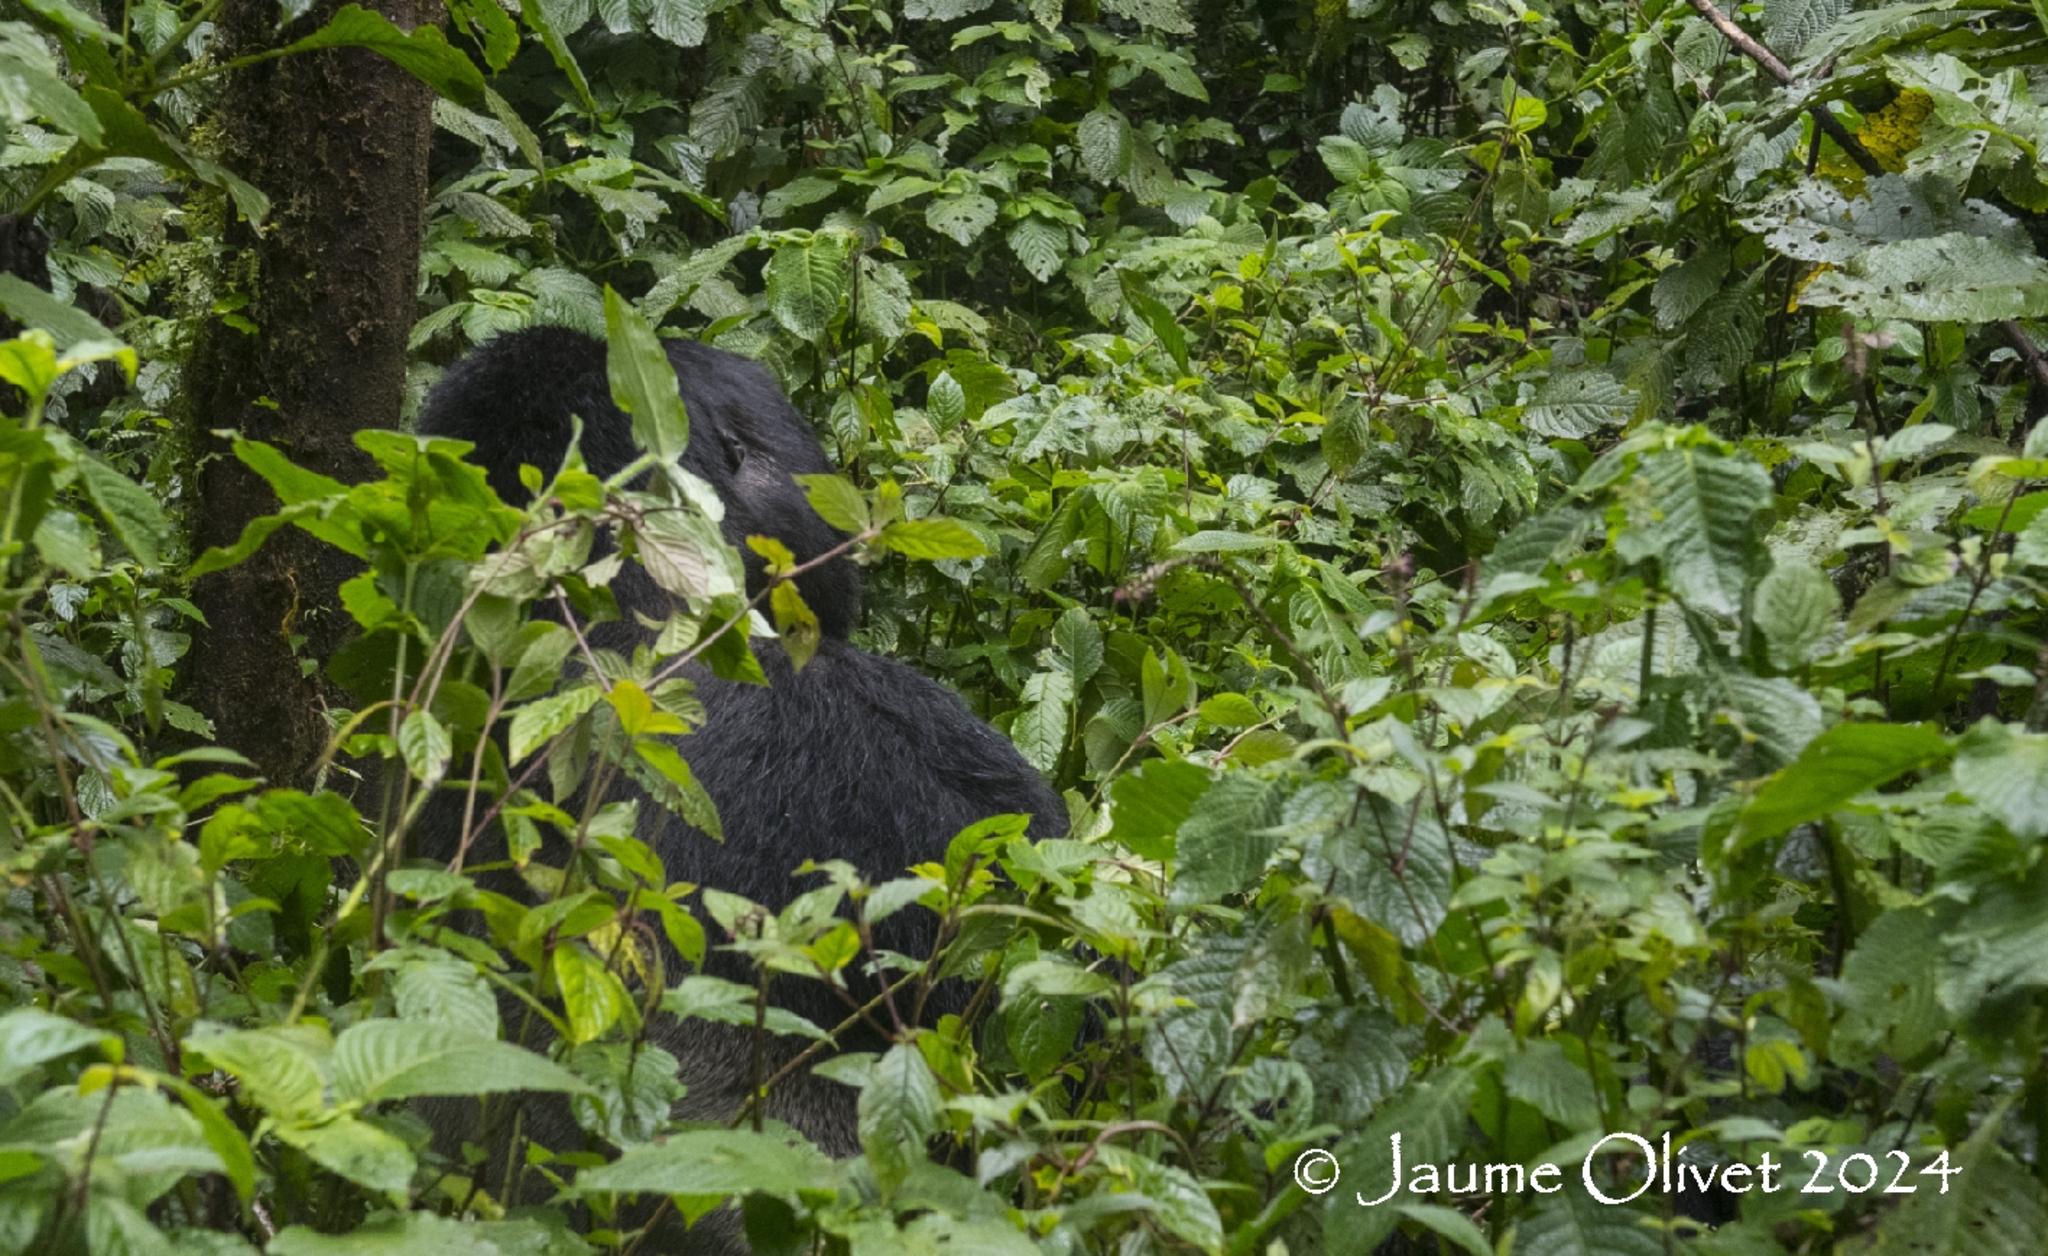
left=184, top=0, right=436, bottom=787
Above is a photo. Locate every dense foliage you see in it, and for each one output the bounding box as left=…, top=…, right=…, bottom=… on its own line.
left=7, top=0, right=2048, bottom=1251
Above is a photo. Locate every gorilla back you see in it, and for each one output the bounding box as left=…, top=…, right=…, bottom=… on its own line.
left=412, top=325, right=1065, bottom=1237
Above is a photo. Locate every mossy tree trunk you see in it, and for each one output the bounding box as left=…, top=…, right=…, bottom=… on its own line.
left=184, top=0, right=437, bottom=787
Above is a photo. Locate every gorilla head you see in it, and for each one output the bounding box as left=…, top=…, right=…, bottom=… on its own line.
left=417, top=324, right=862, bottom=640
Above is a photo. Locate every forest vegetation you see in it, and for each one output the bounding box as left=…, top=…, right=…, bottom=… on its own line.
left=4, top=0, right=2048, bottom=1251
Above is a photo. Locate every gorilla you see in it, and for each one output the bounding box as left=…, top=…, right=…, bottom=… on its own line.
left=412, top=324, right=1065, bottom=1246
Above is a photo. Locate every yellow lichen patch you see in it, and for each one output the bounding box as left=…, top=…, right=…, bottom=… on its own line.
left=1789, top=263, right=1831, bottom=312
left=1817, top=89, right=1934, bottom=188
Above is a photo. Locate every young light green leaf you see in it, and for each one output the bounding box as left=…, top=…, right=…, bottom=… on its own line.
left=398, top=708, right=451, bottom=785
left=878, top=517, right=986, bottom=559
left=796, top=473, right=870, bottom=533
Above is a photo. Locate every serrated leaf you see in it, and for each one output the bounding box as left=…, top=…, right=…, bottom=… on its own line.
left=1078, top=109, right=1130, bottom=182
left=1052, top=607, right=1103, bottom=687
left=1652, top=246, right=1728, bottom=329
left=645, top=0, right=707, bottom=46
left=766, top=234, right=850, bottom=340
left=1006, top=215, right=1066, bottom=283
left=927, top=370, right=967, bottom=432
left=1952, top=722, right=2048, bottom=840
left=1619, top=446, right=1772, bottom=617
left=388, top=953, right=498, bottom=1038
left=1100, top=0, right=1191, bottom=30
left=926, top=192, right=998, bottom=245
left=859, top=1043, right=941, bottom=1191
left=1803, top=232, right=2048, bottom=322
left=1525, top=371, right=1633, bottom=439
left=1763, top=0, right=1850, bottom=56
left=1014, top=669, right=1073, bottom=774
left=507, top=683, right=603, bottom=762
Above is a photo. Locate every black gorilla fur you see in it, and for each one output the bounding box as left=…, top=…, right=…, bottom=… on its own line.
left=413, top=325, right=1065, bottom=1246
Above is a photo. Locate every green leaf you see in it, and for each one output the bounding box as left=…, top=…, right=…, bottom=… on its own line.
left=603, top=286, right=688, bottom=464
left=1753, top=560, right=1840, bottom=670
left=0, top=274, right=114, bottom=348
left=552, top=942, right=627, bottom=1043
left=398, top=708, right=451, bottom=785
left=1763, top=0, right=1849, bottom=54
left=1171, top=773, right=1280, bottom=904
left=1618, top=445, right=1772, bottom=617
left=926, top=370, right=968, bottom=432
left=1392, top=1204, right=1492, bottom=1256
left=796, top=473, right=870, bottom=533
left=332, top=1020, right=590, bottom=1102
left=645, top=0, right=708, bottom=46
left=573, top=1127, right=834, bottom=1198
left=1100, top=1147, right=1221, bottom=1249
left=926, top=192, right=998, bottom=246
left=518, top=0, right=596, bottom=113
left=877, top=517, right=986, bottom=559
left=1729, top=723, right=1951, bottom=852
left=283, top=4, right=487, bottom=110
left=507, top=622, right=576, bottom=701
left=1952, top=721, right=2048, bottom=840
left=1013, top=669, right=1074, bottom=774
left=449, top=0, right=519, bottom=69
left=631, top=738, right=723, bottom=840
left=1006, top=215, right=1066, bottom=283
left=76, top=455, right=165, bottom=567
left=1052, top=607, right=1103, bottom=687
left=1198, top=693, right=1263, bottom=728
left=1517, top=1190, right=1664, bottom=1255
left=1804, top=233, right=2048, bottom=322
left=1525, top=370, right=1633, bottom=439
left=1099, top=0, right=1192, bottom=31
left=185, top=1026, right=327, bottom=1121
left=859, top=1043, right=942, bottom=1191
left=1078, top=108, right=1130, bottom=182
left=507, top=682, right=603, bottom=762
left=1171, top=530, right=1277, bottom=554
left=1109, top=758, right=1212, bottom=861
left=0, top=35, right=100, bottom=141
left=1864, top=1100, right=2042, bottom=1255
left=1652, top=246, right=1728, bottom=329
left=385, top=952, right=498, bottom=1038
left=1122, top=279, right=1188, bottom=374
left=276, top=1115, right=415, bottom=1199
left=270, top=1211, right=509, bottom=1255
left=766, top=233, right=850, bottom=340
left=0, top=1008, right=113, bottom=1085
